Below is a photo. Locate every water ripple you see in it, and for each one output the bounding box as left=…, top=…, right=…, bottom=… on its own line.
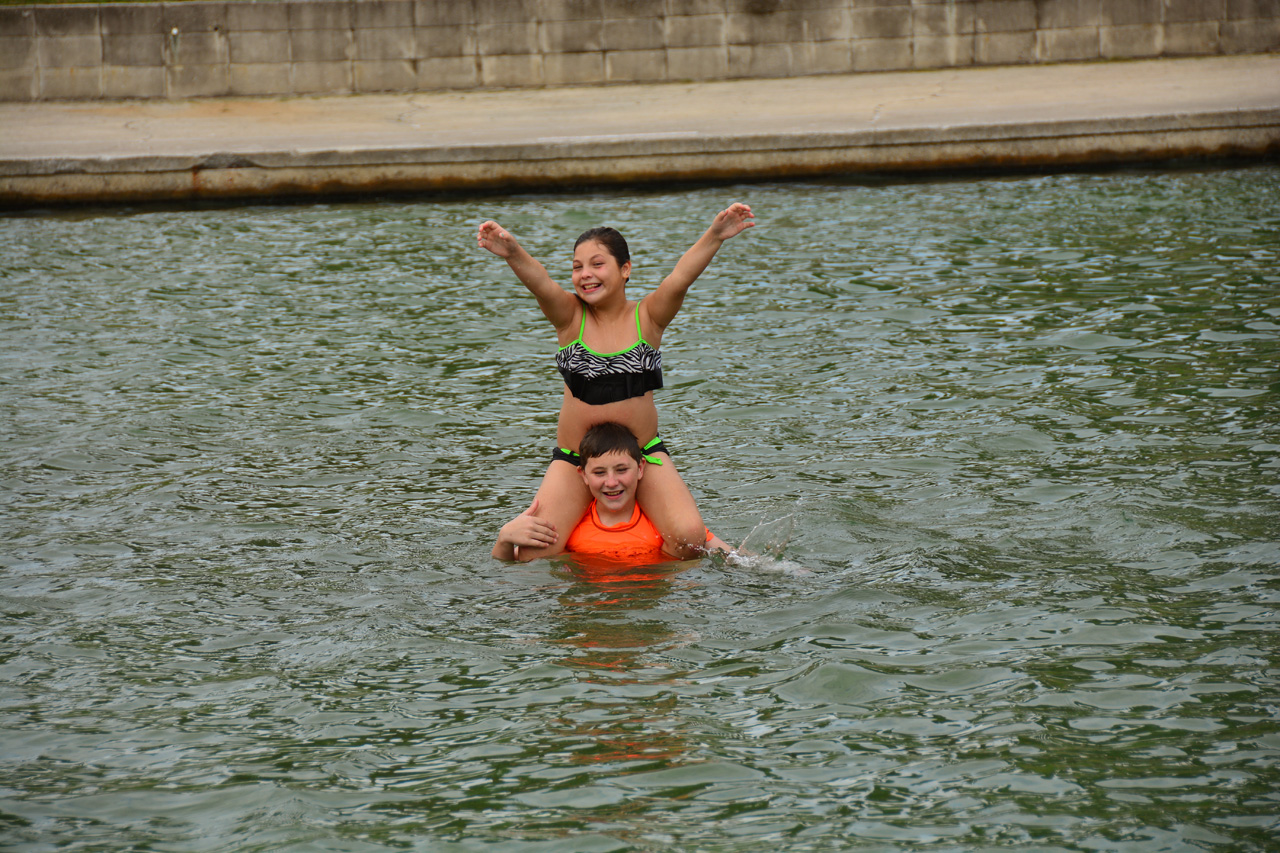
left=2, top=167, right=1279, bottom=851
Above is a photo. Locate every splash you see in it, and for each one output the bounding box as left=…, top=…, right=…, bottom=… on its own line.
left=720, top=514, right=812, bottom=575
left=738, top=513, right=795, bottom=557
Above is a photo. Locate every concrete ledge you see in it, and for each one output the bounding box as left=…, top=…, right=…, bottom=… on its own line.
left=4, top=111, right=1276, bottom=205
left=2, top=56, right=1277, bottom=206
left=8, top=109, right=1278, bottom=175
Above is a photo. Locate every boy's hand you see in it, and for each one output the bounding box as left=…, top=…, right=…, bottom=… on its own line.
left=478, top=220, right=520, bottom=258
left=498, top=498, right=558, bottom=560
left=710, top=203, right=754, bottom=241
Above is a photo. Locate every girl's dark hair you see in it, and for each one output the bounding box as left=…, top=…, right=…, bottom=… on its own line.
left=574, top=227, right=630, bottom=270
left=578, top=422, right=643, bottom=465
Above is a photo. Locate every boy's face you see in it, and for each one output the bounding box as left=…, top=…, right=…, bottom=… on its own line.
left=579, top=451, right=644, bottom=514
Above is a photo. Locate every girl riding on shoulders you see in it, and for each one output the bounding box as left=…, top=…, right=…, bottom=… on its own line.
left=478, top=203, right=755, bottom=561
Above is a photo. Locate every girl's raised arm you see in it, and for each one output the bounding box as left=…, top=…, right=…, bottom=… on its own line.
left=643, top=204, right=754, bottom=332
left=478, top=220, right=578, bottom=331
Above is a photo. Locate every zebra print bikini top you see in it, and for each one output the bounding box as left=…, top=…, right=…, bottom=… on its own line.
left=556, top=304, right=663, bottom=405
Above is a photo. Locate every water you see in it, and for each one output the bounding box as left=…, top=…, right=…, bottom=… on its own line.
left=2, top=167, right=1278, bottom=851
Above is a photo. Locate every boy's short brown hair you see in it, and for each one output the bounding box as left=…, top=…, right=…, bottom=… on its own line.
left=577, top=422, right=644, bottom=466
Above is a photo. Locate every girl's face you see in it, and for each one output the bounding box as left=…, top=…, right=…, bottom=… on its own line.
left=572, top=240, right=630, bottom=302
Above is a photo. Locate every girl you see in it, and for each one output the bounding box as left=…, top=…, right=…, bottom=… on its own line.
left=478, top=203, right=755, bottom=561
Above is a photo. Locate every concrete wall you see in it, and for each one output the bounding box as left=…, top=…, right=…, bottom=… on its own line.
left=2, top=0, right=1278, bottom=101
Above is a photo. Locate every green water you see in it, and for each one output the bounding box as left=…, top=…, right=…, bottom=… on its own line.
left=2, top=167, right=1278, bottom=852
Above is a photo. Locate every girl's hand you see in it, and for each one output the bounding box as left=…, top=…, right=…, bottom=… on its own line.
left=710, top=203, right=755, bottom=241
left=478, top=220, right=520, bottom=258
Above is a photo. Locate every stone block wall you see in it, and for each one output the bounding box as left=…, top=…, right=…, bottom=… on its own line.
left=2, top=0, right=1278, bottom=101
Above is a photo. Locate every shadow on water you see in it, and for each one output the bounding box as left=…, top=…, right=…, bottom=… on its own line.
left=2, top=164, right=1278, bottom=851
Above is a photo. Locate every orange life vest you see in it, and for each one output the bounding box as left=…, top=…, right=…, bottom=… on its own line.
left=564, top=501, right=711, bottom=561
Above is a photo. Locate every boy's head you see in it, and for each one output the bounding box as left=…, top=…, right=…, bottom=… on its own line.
left=578, top=422, right=644, bottom=466
left=577, top=422, right=645, bottom=514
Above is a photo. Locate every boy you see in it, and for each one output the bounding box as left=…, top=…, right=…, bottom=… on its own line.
left=493, top=422, right=729, bottom=562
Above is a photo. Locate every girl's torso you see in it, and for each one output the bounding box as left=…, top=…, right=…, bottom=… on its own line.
left=557, top=392, right=659, bottom=450
left=555, top=299, right=662, bottom=449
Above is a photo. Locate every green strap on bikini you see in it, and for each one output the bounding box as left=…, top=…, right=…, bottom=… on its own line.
left=643, top=436, right=664, bottom=466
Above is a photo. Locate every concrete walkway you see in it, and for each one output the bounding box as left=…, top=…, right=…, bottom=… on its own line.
left=1, top=54, right=1277, bottom=206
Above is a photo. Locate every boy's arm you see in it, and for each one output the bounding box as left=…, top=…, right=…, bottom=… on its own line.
left=705, top=532, right=732, bottom=553
left=642, top=204, right=754, bottom=332
left=661, top=530, right=732, bottom=559
left=492, top=499, right=558, bottom=562
left=478, top=221, right=579, bottom=331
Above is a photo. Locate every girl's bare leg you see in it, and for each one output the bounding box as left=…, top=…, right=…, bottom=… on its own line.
left=636, top=453, right=707, bottom=559
left=513, top=460, right=592, bottom=561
